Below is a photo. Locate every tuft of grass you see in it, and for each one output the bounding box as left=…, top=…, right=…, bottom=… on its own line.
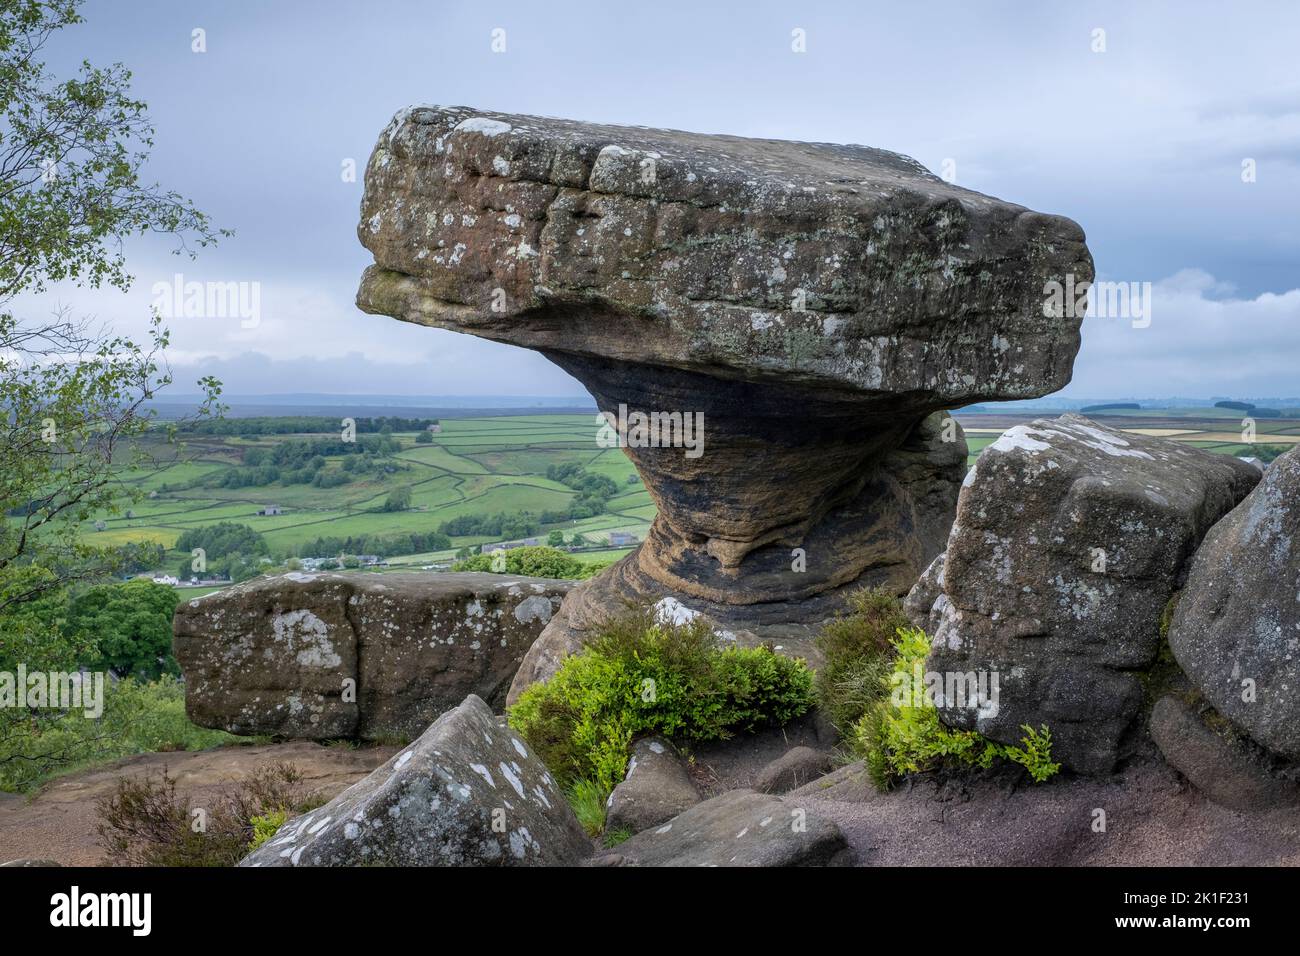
left=601, top=826, right=634, bottom=848
left=566, top=778, right=608, bottom=836
left=509, top=607, right=813, bottom=796
left=814, top=587, right=910, bottom=735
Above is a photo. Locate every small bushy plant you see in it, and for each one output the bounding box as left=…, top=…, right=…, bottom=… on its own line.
left=248, top=809, right=289, bottom=851
left=853, top=626, right=1061, bottom=789
left=509, top=609, right=813, bottom=800
left=97, top=761, right=325, bottom=866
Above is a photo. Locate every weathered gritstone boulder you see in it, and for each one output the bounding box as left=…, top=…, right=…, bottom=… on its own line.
left=752, top=746, right=835, bottom=795
left=1168, top=446, right=1300, bottom=759
left=1149, top=695, right=1300, bottom=811
left=240, top=695, right=591, bottom=867
left=591, top=789, right=848, bottom=866
left=604, top=736, right=700, bottom=834
left=174, top=572, right=570, bottom=740
left=357, top=106, right=1090, bottom=660
left=916, top=415, right=1260, bottom=773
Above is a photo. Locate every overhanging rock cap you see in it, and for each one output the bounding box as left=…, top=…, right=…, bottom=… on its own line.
left=357, top=105, right=1092, bottom=403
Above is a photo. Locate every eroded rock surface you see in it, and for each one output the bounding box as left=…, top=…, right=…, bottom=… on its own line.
left=174, top=571, right=570, bottom=740
left=356, top=105, right=1092, bottom=669
left=604, top=736, right=700, bottom=834
left=914, top=415, right=1260, bottom=773
left=1149, top=695, right=1300, bottom=811
left=1168, top=446, right=1300, bottom=758
left=590, top=789, right=849, bottom=866
left=239, top=695, right=591, bottom=867
left=752, top=746, right=835, bottom=795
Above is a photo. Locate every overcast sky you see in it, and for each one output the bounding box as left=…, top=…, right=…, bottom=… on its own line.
left=21, top=0, right=1300, bottom=399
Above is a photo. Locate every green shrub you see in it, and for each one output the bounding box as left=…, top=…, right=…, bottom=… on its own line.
left=509, top=609, right=813, bottom=800
left=453, top=545, right=601, bottom=580
left=63, top=579, right=181, bottom=680
left=852, top=626, right=1061, bottom=789
left=248, top=809, right=288, bottom=851
left=813, top=587, right=910, bottom=733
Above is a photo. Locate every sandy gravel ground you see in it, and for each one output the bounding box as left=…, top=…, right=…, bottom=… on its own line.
left=789, top=759, right=1300, bottom=866
left=5, top=736, right=1298, bottom=866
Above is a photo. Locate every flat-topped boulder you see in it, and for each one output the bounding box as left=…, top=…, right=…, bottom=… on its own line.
left=357, top=106, right=1092, bottom=664
left=915, top=415, right=1260, bottom=773
left=174, top=571, right=571, bottom=740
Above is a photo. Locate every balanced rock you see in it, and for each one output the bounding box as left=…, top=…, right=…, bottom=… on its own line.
left=1168, top=446, right=1300, bottom=758
left=590, top=789, right=849, bottom=867
left=174, top=571, right=570, bottom=740
left=604, top=736, right=700, bottom=834
left=239, top=695, right=591, bottom=866
left=357, top=105, right=1091, bottom=669
left=917, top=415, right=1260, bottom=773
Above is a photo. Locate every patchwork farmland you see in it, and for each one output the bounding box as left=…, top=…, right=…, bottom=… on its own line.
left=81, top=408, right=1297, bottom=590
left=88, top=414, right=652, bottom=575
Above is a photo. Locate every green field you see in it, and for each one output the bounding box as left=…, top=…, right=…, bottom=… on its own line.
left=80, top=415, right=653, bottom=574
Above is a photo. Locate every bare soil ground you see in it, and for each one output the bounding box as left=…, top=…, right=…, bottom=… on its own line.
left=0, top=741, right=399, bottom=866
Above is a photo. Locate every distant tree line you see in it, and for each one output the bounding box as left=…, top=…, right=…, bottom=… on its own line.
left=293, top=530, right=452, bottom=559
left=1080, top=403, right=1140, bottom=412
left=438, top=512, right=542, bottom=539
left=1215, top=401, right=1282, bottom=418
left=179, top=416, right=439, bottom=435
left=195, top=435, right=405, bottom=490
left=173, top=522, right=269, bottom=581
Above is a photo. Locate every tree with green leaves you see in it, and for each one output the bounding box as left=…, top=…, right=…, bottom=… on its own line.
left=64, top=579, right=180, bottom=680
left=382, top=485, right=412, bottom=512
left=1, top=0, right=225, bottom=623
left=1, top=0, right=225, bottom=773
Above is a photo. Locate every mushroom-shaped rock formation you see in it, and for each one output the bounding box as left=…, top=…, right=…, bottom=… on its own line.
left=355, top=106, right=1094, bottom=682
